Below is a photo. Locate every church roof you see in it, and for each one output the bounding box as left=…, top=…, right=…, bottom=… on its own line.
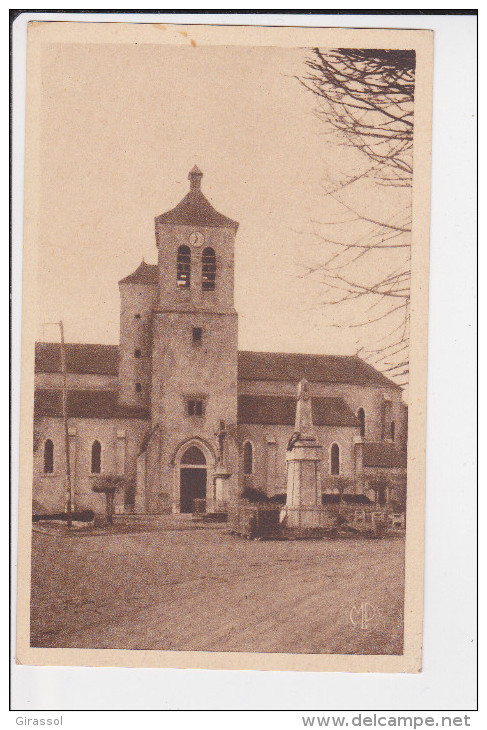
left=119, top=261, right=158, bottom=286
left=34, top=389, right=149, bottom=420
left=237, top=395, right=359, bottom=428
left=155, top=167, right=239, bottom=230
left=35, top=342, right=400, bottom=389
left=35, top=342, right=119, bottom=375
left=362, top=442, right=407, bottom=468
left=238, top=350, right=401, bottom=389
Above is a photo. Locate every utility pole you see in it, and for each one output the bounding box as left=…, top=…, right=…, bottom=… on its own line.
left=59, top=321, right=73, bottom=527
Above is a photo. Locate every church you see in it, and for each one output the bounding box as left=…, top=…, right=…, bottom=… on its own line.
left=33, top=167, right=407, bottom=516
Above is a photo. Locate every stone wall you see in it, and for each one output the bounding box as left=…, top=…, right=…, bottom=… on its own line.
left=33, top=416, right=149, bottom=514
left=149, top=310, right=238, bottom=512
left=155, top=223, right=236, bottom=314
left=118, top=282, right=158, bottom=407
left=235, top=423, right=359, bottom=498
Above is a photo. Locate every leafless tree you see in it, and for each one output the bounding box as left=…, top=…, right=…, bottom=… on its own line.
left=299, top=49, right=415, bottom=385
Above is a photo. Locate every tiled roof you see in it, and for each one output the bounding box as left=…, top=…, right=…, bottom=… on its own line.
left=237, top=394, right=359, bottom=428
left=238, top=351, right=401, bottom=389
left=34, top=389, right=149, bottom=420
left=362, top=442, right=407, bottom=468
left=35, top=342, right=400, bottom=389
left=119, top=261, right=158, bottom=286
left=35, top=342, right=119, bottom=375
left=155, top=190, right=239, bottom=230
left=155, top=168, right=238, bottom=230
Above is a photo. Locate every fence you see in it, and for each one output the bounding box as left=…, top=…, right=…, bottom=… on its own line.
left=281, top=504, right=405, bottom=533
left=229, top=500, right=405, bottom=538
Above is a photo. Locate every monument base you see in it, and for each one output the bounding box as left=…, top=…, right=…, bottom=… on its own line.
left=285, top=437, right=323, bottom=509
left=207, top=467, right=231, bottom=513
left=281, top=505, right=332, bottom=530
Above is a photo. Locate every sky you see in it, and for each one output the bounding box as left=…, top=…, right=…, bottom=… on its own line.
left=34, top=41, right=409, bottom=362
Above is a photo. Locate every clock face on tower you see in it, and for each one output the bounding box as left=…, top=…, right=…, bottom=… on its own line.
left=189, top=231, right=205, bottom=247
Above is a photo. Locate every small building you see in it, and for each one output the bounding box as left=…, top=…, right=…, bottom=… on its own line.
left=33, top=168, right=407, bottom=515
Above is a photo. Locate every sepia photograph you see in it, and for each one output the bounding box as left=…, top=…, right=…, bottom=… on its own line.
left=16, top=21, right=433, bottom=673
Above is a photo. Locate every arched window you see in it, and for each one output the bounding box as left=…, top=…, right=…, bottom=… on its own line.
left=390, top=421, right=395, bottom=442
left=243, top=441, right=253, bottom=475
left=43, top=439, right=54, bottom=474
left=177, top=245, right=191, bottom=288
left=357, top=408, right=365, bottom=439
left=330, top=443, right=340, bottom=476
left=202, top=247, right=216, bottom=291
left=91, top=440, right=102, bottom=474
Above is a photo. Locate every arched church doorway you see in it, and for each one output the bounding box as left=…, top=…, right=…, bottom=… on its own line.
left=179, top=445, right=207, bottom=513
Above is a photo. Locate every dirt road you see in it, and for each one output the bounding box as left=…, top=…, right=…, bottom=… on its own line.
left=30, top=520, right=405, bottom=654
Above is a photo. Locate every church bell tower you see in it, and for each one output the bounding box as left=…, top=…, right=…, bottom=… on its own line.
left=151, top=167, right=239, bottom=512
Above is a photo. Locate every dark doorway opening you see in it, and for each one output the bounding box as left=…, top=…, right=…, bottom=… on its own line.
left=180, top=468, right=207, bottom=513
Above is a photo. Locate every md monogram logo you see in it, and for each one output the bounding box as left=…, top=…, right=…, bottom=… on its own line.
left=350, top=601, right=378, bottom=630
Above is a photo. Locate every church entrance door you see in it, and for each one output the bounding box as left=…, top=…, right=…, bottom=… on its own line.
left=179, top=445, right=208, bottom=513
left=180, top=468, right=207, bottom=513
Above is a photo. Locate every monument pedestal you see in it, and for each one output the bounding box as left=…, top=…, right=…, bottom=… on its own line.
left=209, top=466, right=231, bottom=513
left=285, top=438, right=323, bottom=528
left=282, top=378, right=324, bottom=530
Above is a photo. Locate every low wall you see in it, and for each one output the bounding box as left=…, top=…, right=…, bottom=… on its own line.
left=229, top=500, right=405, bottom=538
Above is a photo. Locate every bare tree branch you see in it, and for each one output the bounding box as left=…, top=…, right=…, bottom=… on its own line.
left=299, top=48, right=415, bottom=384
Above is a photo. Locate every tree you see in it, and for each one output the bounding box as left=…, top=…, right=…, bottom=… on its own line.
left=299, top=49, right=415, bottom=386
left=92, top=475, right=129, bottom=524
left=323, top=475, right=355, bottom=507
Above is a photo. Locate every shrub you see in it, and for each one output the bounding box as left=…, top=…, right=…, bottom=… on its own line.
left=268, top=493, right=286, bottom=505
left=240, top=487, right=269, bottom=504
left=92, top=475, right=127, bottom=493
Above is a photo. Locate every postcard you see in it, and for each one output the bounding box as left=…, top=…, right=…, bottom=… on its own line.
left=16, top=21, right=433, bottom=672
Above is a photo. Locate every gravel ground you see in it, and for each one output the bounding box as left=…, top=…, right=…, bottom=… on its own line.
left=30, top=518, right=405, bottom=655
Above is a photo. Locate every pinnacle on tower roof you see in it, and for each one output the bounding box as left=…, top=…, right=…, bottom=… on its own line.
left=188, top=165, right=203, bottom=190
